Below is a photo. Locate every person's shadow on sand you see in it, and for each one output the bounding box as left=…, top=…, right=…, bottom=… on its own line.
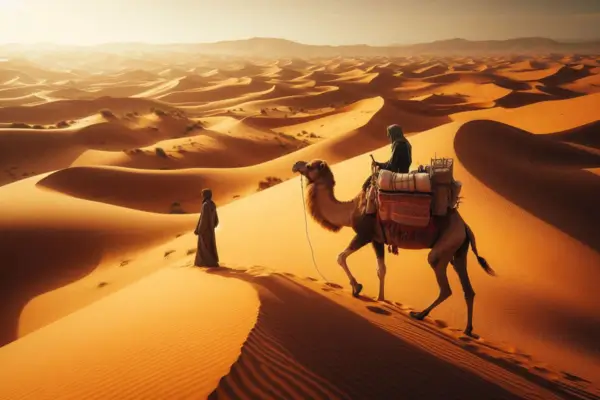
left=197, top=266, right=588, bottom=400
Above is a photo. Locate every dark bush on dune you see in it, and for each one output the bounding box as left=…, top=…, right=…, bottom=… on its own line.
left=257, top=176, right=283, bottom=191
left=169, top=202, right=186, bottom=214
left=56, top=120, right=70, bottom=128
left=100, top=109, right=116, bottom=119
left=186, top=122, right=203, bottom=132
left=153, top=108, right=168, bottom=117
left=155, top=147, right=168, bottom=158
left=10, top=122, right=31, bottom=129
left=32, top=125, right=45, bottom=129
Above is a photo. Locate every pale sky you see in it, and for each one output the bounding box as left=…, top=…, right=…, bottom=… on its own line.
left=1, top=0, right=599, bottom=45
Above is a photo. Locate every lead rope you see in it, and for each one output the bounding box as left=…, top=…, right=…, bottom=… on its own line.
left=299, top=175, right=329, bottom=282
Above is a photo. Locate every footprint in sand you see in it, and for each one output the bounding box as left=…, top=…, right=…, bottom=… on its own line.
left=119, top=259, right=132, bottom=267
left=366, top=306, right=392, bottom=316
left=164, top=249, right=176, bottom=258
left=324, top=282, right=343, bottom=289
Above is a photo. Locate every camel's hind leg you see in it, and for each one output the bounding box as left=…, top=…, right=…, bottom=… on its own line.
left=337, top=234, right=370, bottom=297
left=410, top=253, right=452, bottom=320
left=372, top=241, right=386, bottom=301
left=452, top=239, right=478, bottom=338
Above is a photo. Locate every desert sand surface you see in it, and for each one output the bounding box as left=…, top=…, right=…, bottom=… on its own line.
left=1, top=44, right=600, bottom=399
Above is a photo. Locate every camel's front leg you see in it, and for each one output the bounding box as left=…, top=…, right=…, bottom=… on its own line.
left=337, top=234, right=370, bottom=297
left=410, top=253, right=452, bottom=320
left=372, top=241, right=386, bottom=301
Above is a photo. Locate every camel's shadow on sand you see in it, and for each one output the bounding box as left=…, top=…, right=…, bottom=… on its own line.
left=197, top=266, right=598, bottom=400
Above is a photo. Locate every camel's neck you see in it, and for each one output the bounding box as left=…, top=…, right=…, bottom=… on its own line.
left=306, top=182, right=356, bottom=232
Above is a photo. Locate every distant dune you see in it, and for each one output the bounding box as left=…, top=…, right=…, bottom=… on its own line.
left=0, top=45, right=599, bottom=399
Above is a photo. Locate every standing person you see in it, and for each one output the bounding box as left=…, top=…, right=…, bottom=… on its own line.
left=194, top=188, right=220, bottom=268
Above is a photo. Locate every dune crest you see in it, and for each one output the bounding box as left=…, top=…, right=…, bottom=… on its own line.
left=1, top=49, right=599, bottom=398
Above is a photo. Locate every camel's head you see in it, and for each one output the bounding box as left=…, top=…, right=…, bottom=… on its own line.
left=292, top=159, right=334, bottom=185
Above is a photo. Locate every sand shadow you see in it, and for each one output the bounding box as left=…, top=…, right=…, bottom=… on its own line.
left=454, top=120, right=600, bottom=254
left=366, top=305, right=392, bottom=316
left=202, top=267, right=531, bottom=400
left=0, top=229, right=104, bottom=347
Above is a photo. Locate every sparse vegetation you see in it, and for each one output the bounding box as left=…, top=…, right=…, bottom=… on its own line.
left=56, top=120, right=70, bottom=128
left=153, top=108, right=168, bottom=117
left=257, top=176, right=283, bottom=191
left=187, top=248, right=197, bottom=256
left=260, top=108, right=267, bottom=115
left=155, top=147, right=168, bottom=158
left=170, top=201, right=185, bottom=214
left=120, top=259, right=131, bottom=267
left=164, top=249, right=176, bottom=258
left=97, top=282, right=109, bottom=288
left=185, top=121, right=203, bottom=133
left=100, top=109, right=115, bottom=119
left=10, top=122, right=31, bottom=129
left=32, top=125, right=45, bottom=129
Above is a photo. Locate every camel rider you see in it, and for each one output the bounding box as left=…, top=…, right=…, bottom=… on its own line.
left=362, top=124, right=412, bottom=195
left=374, top=124, right=412, bottom=174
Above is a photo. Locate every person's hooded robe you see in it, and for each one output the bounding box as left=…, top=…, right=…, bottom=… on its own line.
left=194, top=189, right=220, bottom=267
left=375, top=124, right=412, bottom=173
left=362, top=124, right=413, bottom=193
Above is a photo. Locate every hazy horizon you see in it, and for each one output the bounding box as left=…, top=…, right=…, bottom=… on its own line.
left=1, top=0, right=599, bottom=46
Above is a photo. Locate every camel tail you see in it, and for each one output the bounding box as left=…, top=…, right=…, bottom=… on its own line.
left=465, top=224, right=496, bottom=276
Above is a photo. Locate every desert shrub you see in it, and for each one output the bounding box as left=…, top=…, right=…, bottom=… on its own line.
left=155, top=147, right=168, bottom=158
left=257, top=176, right=283, bottom=191
left=10, top=122, right=31, bottom=128
left=164, top=250, right=175, bottom=258
left=260, top=108, right=267, bottom=115
left=56, top=120, right=70, bottom=128
left=32, top=124, right=45, bottom=129
left=153, top=108, right=167, bottom=117
left=169, top=201, right=185, bottom=214
left=186, top=122, right=203, bottom=132
left=100, top=109, right=115, bottom=119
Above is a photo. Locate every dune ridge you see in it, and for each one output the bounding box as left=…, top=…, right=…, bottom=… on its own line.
left=1, top=49, right=600, bottom=399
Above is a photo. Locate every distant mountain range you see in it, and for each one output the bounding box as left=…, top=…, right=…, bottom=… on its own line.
left=2, top=37, right=600, bottom=57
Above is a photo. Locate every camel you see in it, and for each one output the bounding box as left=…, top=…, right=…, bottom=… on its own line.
left=292, top=159, right=495, bottom=338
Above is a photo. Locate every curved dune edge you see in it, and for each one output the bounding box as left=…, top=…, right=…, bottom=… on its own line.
left=454, top=119, right=600, bottom=255
left=208, top=118, right=600, bottom=385
left=3, top=264, right=598, bottom=400
left=0, top=267, right=259, bottom=400
left=0, top=175, right=194, bottom=345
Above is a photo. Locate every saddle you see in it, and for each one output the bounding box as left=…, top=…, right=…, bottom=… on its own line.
left=366, top=157, right=460, bottom=250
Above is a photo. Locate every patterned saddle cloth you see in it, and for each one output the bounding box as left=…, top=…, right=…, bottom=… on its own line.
left=379, top=218, right=439, bottom=250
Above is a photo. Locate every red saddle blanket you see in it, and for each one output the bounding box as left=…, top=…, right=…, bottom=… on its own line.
left=377, top=191, right=432, bottom=228
left=379, top=218, right=439, bottom=250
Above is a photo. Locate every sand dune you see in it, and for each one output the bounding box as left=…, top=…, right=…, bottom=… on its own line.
left=1, top=50, right=599, bottom=399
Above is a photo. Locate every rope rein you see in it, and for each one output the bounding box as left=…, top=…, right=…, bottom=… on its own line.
left=299, top=175, right=329, bottom=282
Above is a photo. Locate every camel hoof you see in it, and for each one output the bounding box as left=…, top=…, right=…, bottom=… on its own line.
left=377, top=296, right=385, bottom=302
left=352, top=283, right=363, bottom=297
left=410, top=311, right=426, bottom=321
left=464, top=329, right=480, bottom=339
